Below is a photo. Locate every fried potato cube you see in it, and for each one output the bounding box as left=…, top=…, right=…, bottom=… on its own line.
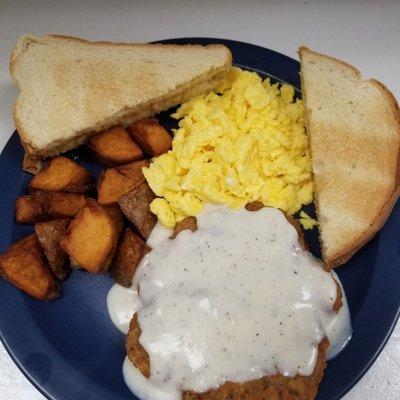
left=0, top=234, right=60, bottom=301
left=89, top=126, right=144, bottom=166
left=15, top=195, right=43, bottom=224
left=23, top=152, right=43, bottom=174
left=15, top=191, right=87, bottom=224
left=29, top=156, right=92, bottom=192
left=117, top=159, right=150, bottom=178
left=47, top=192, right=88, bottom=219
left=98, top=169, right=137, bottom=206
left=35, top=219, right=70, bottom=281
left=104, top=204, right=126, bottom=239
left=170, top=217, right=198, bottom=239
left=128, top=118, right=172, bottom=156
left=60, top=200, right=118, bottom=273
left=111, top=228, right=151, bottom=287
left=97, top=160, right=149, bottom=205
left=118, top=182, right=157, bottom=239
left=69, top=257, right=81, bottom=269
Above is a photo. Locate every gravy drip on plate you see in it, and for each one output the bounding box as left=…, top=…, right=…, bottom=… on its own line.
left=107, top=207, right=352, bottom=399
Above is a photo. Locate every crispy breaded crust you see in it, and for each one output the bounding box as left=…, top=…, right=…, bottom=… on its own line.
left=35, top=219, right=70, bottom=281
left=126, top=314, right=150, bottom=378
left=170, top=216, right=198, bottom=239
left=126, top=315, right=329, bottom=400
left=183, top=338, right=329, bottom=400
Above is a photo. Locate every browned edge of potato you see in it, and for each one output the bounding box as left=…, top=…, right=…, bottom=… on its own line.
left=15, top=191, right=87, bottom=223
left=111, top=228, right=151, bottom=287
left=118, top=182, right=157, bottom=239
left=104, top=204, right=126, bottom=239
left=0, top=234, right=60, bottom=300
left=35, top=219, right=71, bottom=281
left=23, top=152, right=43, bottom=174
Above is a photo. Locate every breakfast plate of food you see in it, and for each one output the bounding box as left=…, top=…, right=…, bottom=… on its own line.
left=0, top=36, right=399, bottom=400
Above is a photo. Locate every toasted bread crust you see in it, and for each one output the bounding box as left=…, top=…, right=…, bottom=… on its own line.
left=299, top=46, right=400, bottom=268
left=10, top=35, right=232, bottom=157
left=10, top=34, right=231, bottom=65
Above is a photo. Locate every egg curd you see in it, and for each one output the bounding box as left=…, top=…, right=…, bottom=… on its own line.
left=143, top=68, right=314, bottom=228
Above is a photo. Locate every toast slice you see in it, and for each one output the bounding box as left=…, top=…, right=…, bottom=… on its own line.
left=10, top=35, right=232, bottom=157
left=299, top=47, right=400, bottom=268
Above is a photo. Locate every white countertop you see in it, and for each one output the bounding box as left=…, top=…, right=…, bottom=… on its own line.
left=0, top=0, right=399, bottom=399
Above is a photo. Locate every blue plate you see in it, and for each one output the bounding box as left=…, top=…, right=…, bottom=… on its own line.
left=0, top=38, right=399, bottom=400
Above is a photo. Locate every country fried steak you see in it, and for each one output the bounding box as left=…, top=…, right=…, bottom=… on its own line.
left=124, top=211, right=342, bottom=400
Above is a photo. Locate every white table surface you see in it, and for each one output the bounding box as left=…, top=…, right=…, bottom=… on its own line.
left=0, top=0, right=399, bottom=399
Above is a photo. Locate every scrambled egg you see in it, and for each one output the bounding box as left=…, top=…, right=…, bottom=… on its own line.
left=299, top=211, right=318, bottom=230
left=144, top=68, right=313, bottom=228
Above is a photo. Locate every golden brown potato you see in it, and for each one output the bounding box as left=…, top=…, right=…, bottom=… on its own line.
left=98, top=169, right=136, bottom=206
left=170, top=217, right=198, bottom=239
left=128, top=118, right=172, bottom=156
left=0, top=234, right=60, bottom=301
left=15, top=191, right=87, bottom=224
left=97, top=160, right=149, bottom=205
left=48, top=193, right=88, bottom=219
left=35, top=219, right=70, bottom=280
left=89, top=126, right=144, bottom=166
left=60, top=200, right=118, bottom=273
left=111, top=228, right=151, bottom=287
left=118, top=182, right=157, bottom=239
left=29, top=156, right=92, bottom=192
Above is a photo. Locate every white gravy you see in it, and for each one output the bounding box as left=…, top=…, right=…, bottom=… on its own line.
left=107, top=207, right=352, bottom=400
